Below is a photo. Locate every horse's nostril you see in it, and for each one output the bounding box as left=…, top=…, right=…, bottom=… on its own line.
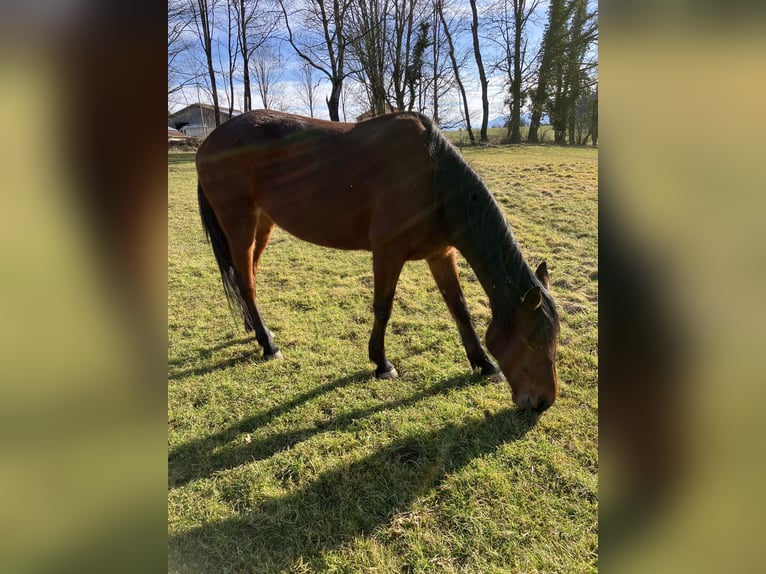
left=535, top=399, right=550, bottom=413
left=523, top=395, right=533, bottom=410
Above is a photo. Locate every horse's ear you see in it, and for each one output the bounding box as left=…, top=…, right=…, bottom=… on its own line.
left=535, top=261, right=550, bottom=290
left=521, top=286, right=543, bottom=311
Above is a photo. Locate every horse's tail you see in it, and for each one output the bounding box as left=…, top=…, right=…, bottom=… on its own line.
left=198, top=182, right=254, bottom=331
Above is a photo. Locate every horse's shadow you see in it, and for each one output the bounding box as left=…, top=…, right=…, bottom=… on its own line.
left=168, top=337, right=258, bottom=381
left=169, top=369, right=371, bottom=488
left=168, top=404, right=537, bottom=572
left=168, top=371, right=501, bottom=488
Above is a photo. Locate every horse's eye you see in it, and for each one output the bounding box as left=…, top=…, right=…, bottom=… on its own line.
left=527, top=323, right=546, bottom=350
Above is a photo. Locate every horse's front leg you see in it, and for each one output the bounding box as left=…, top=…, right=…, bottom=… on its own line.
left=427, top=249, right=500, bottom=377
left=368, top=251, right=406, bottom=379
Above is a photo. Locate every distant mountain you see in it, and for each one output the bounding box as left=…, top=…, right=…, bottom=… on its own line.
left=488, top=113, right=531, bottom=128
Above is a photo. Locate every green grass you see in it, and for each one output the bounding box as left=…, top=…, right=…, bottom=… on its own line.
left=168, top=144, right=598, bottom=573
left=442, top=125, right=564, bottom=146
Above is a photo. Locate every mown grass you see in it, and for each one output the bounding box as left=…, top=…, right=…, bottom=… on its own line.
left=168, top=143, right=597, bottom=573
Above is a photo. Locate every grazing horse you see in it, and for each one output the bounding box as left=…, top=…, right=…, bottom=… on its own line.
left=196, top=110, right=560, bottom=412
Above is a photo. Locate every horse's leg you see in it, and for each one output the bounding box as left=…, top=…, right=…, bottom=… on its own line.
left=426, top=249, right=500, bottom=377
left=252, top=212, right=274, bottom=279
left=222, top=207, right=281, bottom=360
left=368, top=251, right=406, bottom=379
left=250, top=212, right=281, bottom=360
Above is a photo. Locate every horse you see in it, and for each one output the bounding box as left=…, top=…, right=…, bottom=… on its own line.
left=196, top=110, right=560, bottom=412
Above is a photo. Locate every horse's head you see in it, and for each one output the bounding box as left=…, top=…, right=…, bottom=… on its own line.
left=486, top=262, right=560, bottom=413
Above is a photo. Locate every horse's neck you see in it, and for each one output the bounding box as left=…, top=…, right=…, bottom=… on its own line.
left=446, top=187, right=535, bottom=319
left=460, top=234, right=534, bottom=318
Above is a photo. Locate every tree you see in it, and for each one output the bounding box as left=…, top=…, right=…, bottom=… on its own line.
left=527, top=0, right=568, bottom=143
left=389, top=0, right=417, bottom=112
left=469, top=0, right=489, bottom=142
left=236, top=0, right=279, bottom=112
left=347, top=0, right=434, bottom=118
left=348, top=0, right=390, bottom=116
left=281, top=0, right=354, bottom=121
left=489, top=0, right=541, bottom=143
left=404, top=20, right=432, bottom=112
left=221, top=0, right=240, bottom=116
left=191, top=0, right=222, bottom=126
left=252, top=44, right=284, bottom=109
left=437, top=0, right=474, bottom=141
left=238, top=0, right=253, bottom=112
left=168, top=0, right=198, bottom=98
left=545, top=0, right=597, bottom=144
left=527, top=0, right=597, bottom=145
left=297, top=60, right=322, bottom=116
left=563, top=0, right=596, bottom=144
left=589, top=82, right=597, bottom=145
left=574, top=83, right=596, bottom=144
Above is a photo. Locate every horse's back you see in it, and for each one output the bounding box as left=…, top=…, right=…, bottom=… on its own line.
left=196, top=111, right=446, bottom=256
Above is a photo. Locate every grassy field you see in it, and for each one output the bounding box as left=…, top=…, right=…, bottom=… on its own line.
left=442, top=125, right=561, bottom=146
left=168, top=143, right=598, bottom=573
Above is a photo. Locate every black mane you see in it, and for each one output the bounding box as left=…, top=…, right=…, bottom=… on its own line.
left=414, top=113, right=556, bottom=326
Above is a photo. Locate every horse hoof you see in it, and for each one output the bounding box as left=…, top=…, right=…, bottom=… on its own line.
left=487, top=371, right=506, bottom=383
left=478, top=361, right=502, bottom=379
left=376, top=367, right=398, bottom=380
left=264, top=350, right=283, bottom=361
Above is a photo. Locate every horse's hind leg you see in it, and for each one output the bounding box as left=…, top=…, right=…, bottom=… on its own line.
left=427, top=249, right=500, bottom=377
left=250, top=212, right=281, bottom=360
left=221, top=205, right=281, bottom=360
left=252, top=212, right=274, bottom=279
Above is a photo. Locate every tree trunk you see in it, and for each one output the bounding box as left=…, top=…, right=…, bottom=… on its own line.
left=327, top=78, right=342, bottom=121
left=281, top=0, right=348, bottom=122
left=437, top=0, right=474, bottom=142
left=509, top=0, right=523, bottom=144
left=197, top=0, right=221, bottom=126
left=590, top=85, right=598, bottom=145
left=227, top=1, right=237, bottom=117
left=527, top=0, right=567, bottom=143
left=527, top=108, right=541, bottom=143
left=432, top=9, right=439, bottom=124
left=469, top=0, right=489, bottom=142
left=239, top=0, right=252, bottom=112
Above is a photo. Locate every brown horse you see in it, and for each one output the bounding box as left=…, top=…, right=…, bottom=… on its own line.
left=196, top=110, right=560, bottom=412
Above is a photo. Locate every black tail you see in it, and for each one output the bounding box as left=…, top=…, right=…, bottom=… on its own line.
left=198, top=182, right=255, bottom=331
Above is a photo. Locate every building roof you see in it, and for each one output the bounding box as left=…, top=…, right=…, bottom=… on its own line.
left=169, top=103, right=242, bottom=119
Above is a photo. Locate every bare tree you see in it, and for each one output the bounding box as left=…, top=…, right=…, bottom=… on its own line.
left=220, top=0, right=240, bottom=116
left=348, top=0, right=390, bottom=116
left=252, top=44, right=284, bottom=109
left=469, top=0, right=489, bottom=142
left=168, top=0, right=198, bottom=98
left=191, top=0, right=222, bottom=126
left=421, top=11, right=459, bottom=126
left=280, top=0, right=354, bottom=121
left=236, top=0, right=279, bottom=112
left=488, top=0, right=541, bottom=143
left=437, top=0, right=474, bottom=141
left=237, top=0, right=253, bottom=112
left=389, top=0, right=417, bottom=112
left=296, top=60, right=322, bottom=116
